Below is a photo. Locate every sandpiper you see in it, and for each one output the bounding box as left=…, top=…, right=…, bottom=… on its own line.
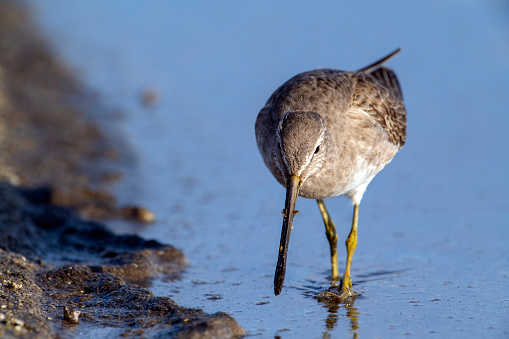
left=255, top=48, right=407, bottom=296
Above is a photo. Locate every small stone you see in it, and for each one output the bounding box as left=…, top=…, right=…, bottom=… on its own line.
left=9, top=281, right=22, bottom=289
left=63, top=306, right=81, bottom=324
left=10, top=317, right=24, bottom=326
left=121, top=205, right=156, bottom=223
left=2, top=280, right=23, bottom=289
left=0, top=313, right=5, bottom=321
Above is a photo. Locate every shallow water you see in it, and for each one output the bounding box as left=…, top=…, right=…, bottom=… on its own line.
left=26, top=1, right=509, bottom=337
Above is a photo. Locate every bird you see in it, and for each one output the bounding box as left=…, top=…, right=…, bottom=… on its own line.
left=255, top=48, right=407, bottom=297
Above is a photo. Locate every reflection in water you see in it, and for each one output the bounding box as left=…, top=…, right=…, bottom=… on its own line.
left=345, top=304, right=360, bottom=337
left=297, top=267, right=407, bottom=338
left=315, top=286, right=360, bottom=338
left=299, top=278, right=362, bottom=337
left=316, top=268, right=410, bottom=337
left=316, top=288, right=360, bottom=338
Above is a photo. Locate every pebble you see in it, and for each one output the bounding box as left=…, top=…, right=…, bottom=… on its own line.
left=10, top=317, right=24, bottom=326
left=121, top=205, right=156, bottom=223
left=2, top=280, right=22, bottom=289
left=63, top=306, right=81, bottom=324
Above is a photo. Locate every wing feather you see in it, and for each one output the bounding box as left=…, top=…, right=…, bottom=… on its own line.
left=351, top=73, right=407, bottom=147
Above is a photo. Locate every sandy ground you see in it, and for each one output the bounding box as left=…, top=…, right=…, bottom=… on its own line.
left=0, top=1, right=244, bottom=337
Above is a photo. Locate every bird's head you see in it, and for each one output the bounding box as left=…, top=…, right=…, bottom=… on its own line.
left=274, top=111, right=328, bottom=185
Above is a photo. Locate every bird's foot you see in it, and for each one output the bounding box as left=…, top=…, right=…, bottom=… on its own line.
left=318, top=286, right=359, bottom=305
left=342, top=274, right=353, bottom=291
left=331, top=271, right=341, bottom=282
left=337, top=274, right=359, bottom=300
left=339, top=287, right=355, bottom=300
left=328, top=279, right=341, bottom=291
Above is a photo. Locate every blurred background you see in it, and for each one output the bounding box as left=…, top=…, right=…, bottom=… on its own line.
left=24, top=1, right=509, bottom=337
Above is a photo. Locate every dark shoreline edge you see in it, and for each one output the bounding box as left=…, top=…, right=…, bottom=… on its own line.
left=0, top=1, right=245, bottom=337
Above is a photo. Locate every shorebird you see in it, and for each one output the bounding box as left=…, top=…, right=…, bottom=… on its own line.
left=255, top=48, right=406, bottom=296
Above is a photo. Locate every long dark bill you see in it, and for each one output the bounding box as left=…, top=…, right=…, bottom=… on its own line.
left=274, top=174, right=301, bottom=296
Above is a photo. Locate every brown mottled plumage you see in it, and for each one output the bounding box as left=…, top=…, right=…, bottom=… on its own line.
left=255, top=48, right=406, bottom=296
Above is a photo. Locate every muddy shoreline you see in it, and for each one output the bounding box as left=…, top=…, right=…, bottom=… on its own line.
left=0, top=1, right=244, bottom=337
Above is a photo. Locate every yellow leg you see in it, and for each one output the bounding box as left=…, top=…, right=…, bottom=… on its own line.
left=343, top=204, right=359, bottom=294
left=316, top=199, right=339, bottom=281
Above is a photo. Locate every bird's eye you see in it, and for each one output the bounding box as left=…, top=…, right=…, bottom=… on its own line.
left=314, top=145, right=320, bottom=154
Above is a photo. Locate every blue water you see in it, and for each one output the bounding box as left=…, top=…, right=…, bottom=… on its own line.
left=26, top=1, right=509, bottom=338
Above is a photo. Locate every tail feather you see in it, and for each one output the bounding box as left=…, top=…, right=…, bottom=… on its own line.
left=358, top=48, right=404, bottom=101
left=357, top=47, right=402, bottom=73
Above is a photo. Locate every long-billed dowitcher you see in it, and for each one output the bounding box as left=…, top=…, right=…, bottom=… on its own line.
left=255, top=48, right=407, bottom=296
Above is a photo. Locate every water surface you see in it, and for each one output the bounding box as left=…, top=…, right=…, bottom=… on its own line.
left=27, top=1, right=509, bottom=337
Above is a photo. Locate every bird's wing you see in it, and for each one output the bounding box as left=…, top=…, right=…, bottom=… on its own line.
left=351, top=73, right=407, bottom=148
left=368, top=66, right=403, bottom=101
left=357, top=48, right=404, bottom=101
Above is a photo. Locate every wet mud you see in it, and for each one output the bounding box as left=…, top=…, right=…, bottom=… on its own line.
left=0, top=0, right=244, bottom=337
